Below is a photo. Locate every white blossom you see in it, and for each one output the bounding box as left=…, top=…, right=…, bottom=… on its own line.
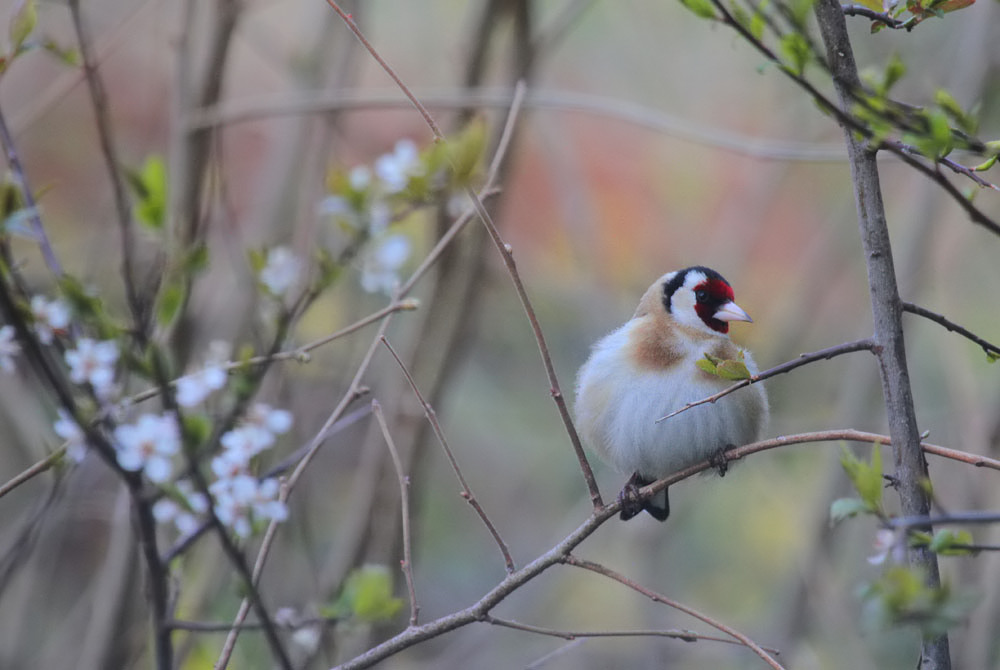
left=259, top=246, right=303, bottom=299
left=113, top=413, right=180, bottom=483
left=374, top=139, right=421, bottom=193
left=65, top=338, right=119, bottom=397
left=246, top=403, right=293, bottom=436
left=360, top=234, right=411, bottom=294
left=54, top=409, right=88, bottom=463
left=31, top=296, right=71, bottom=344
left=0, top=325, right=20, bottom=374
left=868, top=528, right=906, bottom=565
left=175, top=341, right=230, bottom=407
left=348, top=165, right=372, bottom=190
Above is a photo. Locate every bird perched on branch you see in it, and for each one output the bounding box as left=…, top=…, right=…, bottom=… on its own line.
left=575, top=266, right=768, bottom=521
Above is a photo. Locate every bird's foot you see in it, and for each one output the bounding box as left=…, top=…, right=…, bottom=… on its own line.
left=618, top=472, right=646, bottom=521
left=709, top=446, right=732, bottom=477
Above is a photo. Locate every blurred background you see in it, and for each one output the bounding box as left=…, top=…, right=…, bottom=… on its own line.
left=0, top=1, right=999, bottom=668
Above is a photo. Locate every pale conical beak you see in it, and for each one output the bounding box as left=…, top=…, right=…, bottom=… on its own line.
left=713, top=301, right=753, bottom=323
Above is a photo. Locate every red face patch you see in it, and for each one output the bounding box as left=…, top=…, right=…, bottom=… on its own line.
left=693, top=279, right=734, bottom=334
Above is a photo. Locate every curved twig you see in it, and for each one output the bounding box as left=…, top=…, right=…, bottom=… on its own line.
left=563, top=557, right=785, bottom=670
left=903, top=301, right=1000, bottom=358
left=656, top=338, right=875, bottom=423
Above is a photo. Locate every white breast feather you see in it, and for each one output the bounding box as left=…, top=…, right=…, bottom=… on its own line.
left=575, top=322, right=768, bottom=480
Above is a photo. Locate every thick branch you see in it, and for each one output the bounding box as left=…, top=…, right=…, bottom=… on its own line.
left=813, top=2, right=950, bottom=666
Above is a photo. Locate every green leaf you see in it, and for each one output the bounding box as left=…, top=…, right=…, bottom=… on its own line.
left=986, top=349, right=1000, bottom=363
left=935, top=89, right=976, bottom=135
left=127, top=155, right=168, bottom=230
left=181, top=413, right=212, bottom=451
left=695, top=356, right=718, bottom=376
left=8, top=0, right=37, bottom=53
left=927, top=529, right=975, bottom=556
left=446, top=117, right=487, bottom=187
left=972, top=155, right=997, bottom=172
left=679, top=0, right=718, bottom=19
left=334, top=565, right=403, bottom=623
left=779, top=33, right=811, bottom=76
left=882, top=53, right=906, bottom=94
left=715, top=357, right=751, bottom=381
left=840, top=444, right=883, bottom=510
left=156, top=278, right=185, bottom=327
left=830, top=497, right=872, bottom=525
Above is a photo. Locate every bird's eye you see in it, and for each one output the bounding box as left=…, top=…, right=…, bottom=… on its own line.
left=695, top=289, right=708, bottom=303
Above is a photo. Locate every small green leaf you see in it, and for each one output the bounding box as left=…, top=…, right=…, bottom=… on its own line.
left=986, top=349, right=1000, bottom=363
left=679, top=0, right=718, bottom=19
left=830, top=497, right=872, bottom=525
left=446, top=117, right=487, bottom=187
left=779, top=33, right=811, bottom=76
left=156, top=279, right=185, bottom=327
left=840, top=444, right=883, bottom=510
left=334, top=565, right=403, bottom=623
left=695, top=356, right=718, bottom=376
left=181, top=413, right=212, bottom=450
left=127, top=155, right=168, bottom=230
left=715, top=357, right=751, bottom=381
left=927, top=529, right=975, bottom=555
left=8, top=0, right=37, bottom=53
left=882, top=53, right=906, bottom=94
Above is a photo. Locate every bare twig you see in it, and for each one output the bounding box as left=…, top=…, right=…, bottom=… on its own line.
left=841, top=5, right=906, bottom=29
left=657, top=338, right=875, bottom=423
left=483, top=614, right=783, bottom=651
left=0, top=449, right=64, bottom=500
left=563, top=556, right=784, bottom=670
left=889, top=512, right=1000, bottom=529
left=0, top=108, right=63, bottom=276
left=372, top=400, right=419, bottom=626
left=903, top=301, right=1000, bottom=358
left=380, top=337, right=515, bottom=572
left=67, top=0, right=145, bottom=330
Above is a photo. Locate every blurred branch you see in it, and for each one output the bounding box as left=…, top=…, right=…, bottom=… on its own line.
left=841, top=5, right=906, bottom=29
left=902, top=301, right=1000, bottom=358
left=889, top=512, right=1000, bottom=529
left=485, top=614, right=783, bottom=651
left=189, top=87, right=847, bottom=162
left=67, top=0, right=146, bottom=332
left=0, top=107, right=63, bottom=275
left=562, top=556, right=784, bottom=670
left=372, top=400, right=419, bottom=626
left=0, top=448, right=63, bottom=500
left=657, top=338, right=876, bottom=422
left=380, top=336, right=515, bottom=573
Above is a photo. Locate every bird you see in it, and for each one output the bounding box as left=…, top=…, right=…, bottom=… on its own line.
left=574, top=266, right=768, bottom=521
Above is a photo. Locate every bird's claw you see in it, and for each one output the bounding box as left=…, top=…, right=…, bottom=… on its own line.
left=618, top=472, right=646, bottom=521
left=709, top=446, right=732, bottom=477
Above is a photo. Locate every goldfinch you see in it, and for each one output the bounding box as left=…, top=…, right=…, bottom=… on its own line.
left=575, top=266, right=768, bottom=521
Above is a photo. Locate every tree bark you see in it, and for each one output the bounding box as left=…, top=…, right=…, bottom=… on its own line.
left=813, top=2, right=951, bottom=668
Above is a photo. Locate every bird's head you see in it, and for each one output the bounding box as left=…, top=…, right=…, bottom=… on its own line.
left=657, top=266, right=752, bottom=336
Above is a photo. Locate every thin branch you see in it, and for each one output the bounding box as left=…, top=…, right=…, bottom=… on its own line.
left=323, top=2, right=444, bottom=139
left=889, top=512, right=1000, bottom=529
left=380, top=337, right=515, bottom=572
left=562, top=557, right=784, bottom=669
left=324, top=3, right=606, bottom=508
left=372, top=399, right=419, bottom=626
left=841, top=5, right=906, bottom=29
left=657, top=338, right=875, bottom=423
left=67, top=0, right=145, bottom=329
left=189, top=87, right=847, bottom=162
left=169, top=615, right=338, bottom=633
left=902, top=301, right=1000, bottom=358
left=0, top=448, right=64, bottom=500
left=0, top=107, right=63, bottom=275
left=483, top=614, right=783, bottom=651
